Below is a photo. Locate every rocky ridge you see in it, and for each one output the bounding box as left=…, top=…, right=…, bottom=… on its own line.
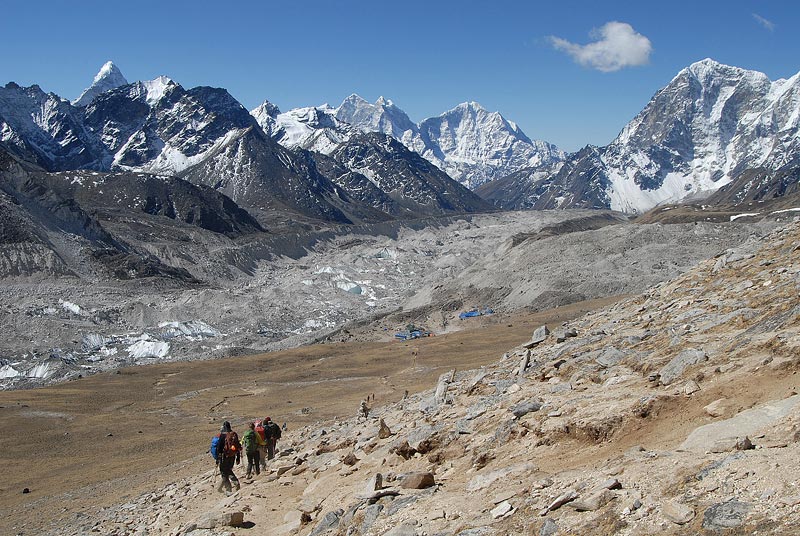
left=53, top=218, right=800, bottom=535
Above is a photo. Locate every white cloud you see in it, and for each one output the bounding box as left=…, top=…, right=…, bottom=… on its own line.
left=752, top=13, right=775, bottom=32
left=550, top=21, right=653, bottom=72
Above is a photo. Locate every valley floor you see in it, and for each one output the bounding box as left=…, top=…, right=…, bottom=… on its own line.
left=0, top=299, right=616, bottom=535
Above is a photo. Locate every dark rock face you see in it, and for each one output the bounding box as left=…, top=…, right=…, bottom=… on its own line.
left=0, top=145, right=258, bottom=280
left=328, top=132, right=494, bottom=216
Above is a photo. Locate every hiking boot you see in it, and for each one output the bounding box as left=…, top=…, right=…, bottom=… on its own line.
left=233, top=480, right=241, bottom=491
left=216, top=480, right=225, bottom=493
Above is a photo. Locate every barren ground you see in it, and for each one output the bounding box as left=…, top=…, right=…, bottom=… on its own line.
left=0, top=298, right=619, bottom=535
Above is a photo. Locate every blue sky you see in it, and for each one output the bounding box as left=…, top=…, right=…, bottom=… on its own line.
left=1, top=0, right=796, bottom=151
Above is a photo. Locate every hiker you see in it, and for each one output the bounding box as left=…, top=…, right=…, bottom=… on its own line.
left=263, top=416, right=282, bottom=460
left=360, top=399, right=370, bottom=419
left=215, top=421, right=241, bottom=493
left=254, top=419, right=268, bottom=472
left=242, top=422, right=264, bottom=478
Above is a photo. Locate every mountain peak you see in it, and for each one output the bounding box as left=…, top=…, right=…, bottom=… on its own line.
left=141, top=76, right=175, bottom=105
left=73, top=61, right=128, bottom=107
left=460, top=101, right=485, bottom=111
left=94, top=61, right=124, bottom=84
left=375, top=96, right=393, bottom=107
left=342, top=93, right=369, bottom=106
left=253, top=99, right=281, bottom=118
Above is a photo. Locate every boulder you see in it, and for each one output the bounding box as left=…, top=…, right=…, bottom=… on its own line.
left=523, top=325, right=549, bottom=348
left=309, top=509, right=343, bottom=536
left=704, top=398, right=733, bottom=418
left=682, top=396, right=800, bottom=452
left=596, top=347, right=625, bottom=368
left=195, top=510, right=245, bottom=529
left=435, top=369, right=455, bottom=405
left=539, top=518, right=559, bottom=536
left=658, top=348, right=707, bottom=385
left=342, top=452, right=359, bottom=466
left=400, top=472, right=435, bottom=489
left=662, top=501, right=694, bottom=525
left=389, top=439, right=415, bottom=460
left=510, top=400, right=543, bottom=418
left=702, top=501, right=752, bottom=530
left=384, top=523, right=419, bottom=536
left=365, top=473, right=383, bottom=493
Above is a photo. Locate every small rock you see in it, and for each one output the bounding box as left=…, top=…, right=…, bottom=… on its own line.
left=493, top=489, right=518, bottom=504
left=684, top=380, right=701, bottom=395
left=662, top=501, right=694, bottom=525
left=342, top=453, right=359, bottom=466
left=568, top=490, right=615, bottom=512
left=276, top=465, right=295, bottom=476
left=735, top=436, right=754, bottom=450
left=22, top=488, right=30, bottom=494
left=704, top=398, right=732, bottom=418
left=491, top=500, right=514, bottom=519
left=598, top=478, right=622, bottom=491
left=365, top=473, right=383, bottom=493
left=541, top=489, right=578, bottom=515
left=378, top=419, right=392, bottom=439
left=539, top=518, right=559, bottom=536
left=291, top=465, right=307, bottom=476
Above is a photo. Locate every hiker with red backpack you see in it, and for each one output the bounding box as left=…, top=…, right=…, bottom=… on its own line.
left=254, top=419, right=268, bottom=472
left=213, top=421, right=241, bottom=492
left=242, top=422, right=264, bottom=479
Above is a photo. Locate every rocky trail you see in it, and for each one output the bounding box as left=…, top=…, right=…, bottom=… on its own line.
left=4, top=219, right=796, bottom=535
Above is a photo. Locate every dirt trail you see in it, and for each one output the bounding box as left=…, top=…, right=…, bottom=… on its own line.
left=0, top=297, right=620, bottom=534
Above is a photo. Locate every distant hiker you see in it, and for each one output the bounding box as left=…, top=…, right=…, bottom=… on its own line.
left=215, top=421, right=241, bottom=493
left=242, top=422, right=264, bottom=479
left=263, top=416, right=282, bottom=460
left=254, top=419, right=268, bottom=471
left=360, top=399, right=370, bottom=419
left=282, top=422, right=287, bottom=431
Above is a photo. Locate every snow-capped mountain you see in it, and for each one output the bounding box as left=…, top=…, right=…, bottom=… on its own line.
left=254, top=102, right=355, bottom=154
left=0, top=82, right=108, bottom=170
left=73, top=61, right=128, bottom=107
left=413, top=101, right=565, bottom=188
left=335, top=94, right=418, bottom=141
left=1, top=63, right=491, bottom=227
left=252, top=95, right=564, bottom=189
left=479, top=59, right=800, bottom=213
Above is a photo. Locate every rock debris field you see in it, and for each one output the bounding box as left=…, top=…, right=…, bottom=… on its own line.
left=0, top=210, right=779, bottom=390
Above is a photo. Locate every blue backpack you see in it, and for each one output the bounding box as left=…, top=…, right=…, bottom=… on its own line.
left=210, top=434, right=221, bottom=461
